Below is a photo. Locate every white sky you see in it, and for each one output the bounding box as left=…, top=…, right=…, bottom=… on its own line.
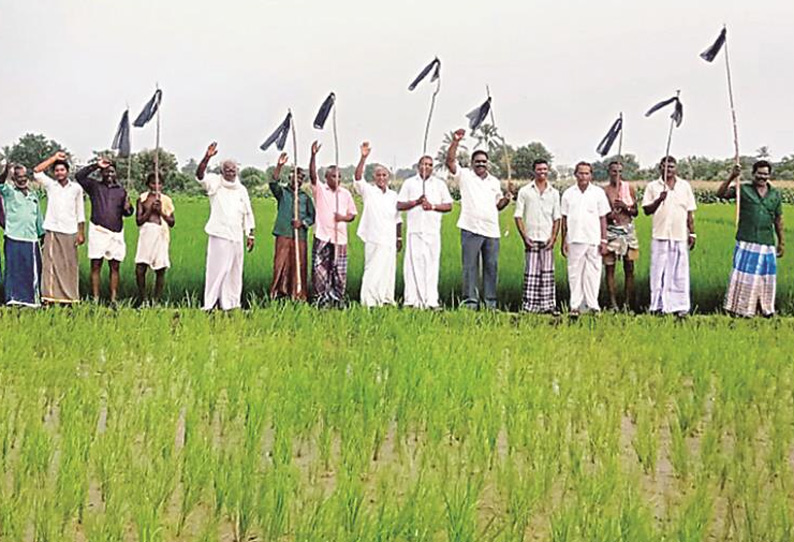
left=2, top=0, right=793, bottom=172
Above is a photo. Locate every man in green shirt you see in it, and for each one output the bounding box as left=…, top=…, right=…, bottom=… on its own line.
left=0, top=162, right=45, bottom=307
left=717, top=160, right=785, bottom=316
left=269, top=152, right=315, bottom=301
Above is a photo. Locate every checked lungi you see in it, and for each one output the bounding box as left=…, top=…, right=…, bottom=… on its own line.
left=4, top=238, right=42, bottom=307
left=724, top=241, right=777, bottom=317
left=521, top=246, right=556, bottom=313
left=312, top=239, right=347, bottom=306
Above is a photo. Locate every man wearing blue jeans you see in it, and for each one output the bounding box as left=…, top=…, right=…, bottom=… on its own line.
left=446, top=128, right=513, bottom=309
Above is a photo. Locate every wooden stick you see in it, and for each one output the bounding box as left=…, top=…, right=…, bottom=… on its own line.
left=289, top=110, right=302, bottom=295
left=486, top=85, right=512, bottom=181
left=423, top=76, right=441, bottom=156
left=617, top=111, right=624, bottom=165
left=723, top=25, right=741, bottom=225
left=154, top=104, right=161, bottom=197
left=662, top=90, right=681, bottom=191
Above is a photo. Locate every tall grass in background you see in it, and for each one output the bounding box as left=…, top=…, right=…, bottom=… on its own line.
left=22, top=196, right=790, bottom=313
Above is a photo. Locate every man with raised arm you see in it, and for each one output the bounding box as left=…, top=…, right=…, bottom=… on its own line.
left=397, top=155, right=453, bottom=309
left=308, top=140, right=357, bottom=307
left=33, top=151, right=85, bottom=304
left=446, top=128, right=513, bottom=310
left=195, top=143, right=255, bottom=311
left=75, top=157, right=133, bottom=303
left=641, top=156, right=697, bottom=316
left=514, top=159, right=561, bottom=314
left=269, top=152, right=315, bottom=301
left=560, top=162, right=611, bottom=315
left=353, top=142, right=402, bottom=307
left=602, top=161, right=639, bottom=310
left=717, top=161, right=784, bottom=317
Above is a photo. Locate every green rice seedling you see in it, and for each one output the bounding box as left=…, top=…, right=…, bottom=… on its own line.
left=669, top=484, right=713, bottom=542
left=668, top=415, right=689, bottom=480
left=177, top=411, right=212, bottom=536
left=442, top=474, right=484, bottom=542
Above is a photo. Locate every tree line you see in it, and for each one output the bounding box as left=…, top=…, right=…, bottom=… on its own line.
left=3, top=132, right=793, bottom=197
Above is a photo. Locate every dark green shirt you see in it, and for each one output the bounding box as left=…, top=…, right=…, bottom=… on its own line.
left=269, top=182, right=315, bottom=241
left=726, top=182, right=782, bottom=246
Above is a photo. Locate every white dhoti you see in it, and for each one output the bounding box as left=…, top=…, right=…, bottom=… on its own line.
left=360, top=242, right=397, bottom=307
left=87, top=222, right=126, bottom=261
left=649, top=239, right=690, bottom=314
left=403, top=233, right=442, bottom=309
left=567, top=243, right=602, bottom=311
left=134, top=222, right=171, bottom=270
left=203, top=235, right=244, bottom=311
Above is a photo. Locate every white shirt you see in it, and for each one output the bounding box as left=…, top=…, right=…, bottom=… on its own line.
left=197, top=173, right=255, bottom=242
left=354, top=179, right=402, bottom=246
left=560, top=183, right=611, bottom=245
left=397, top=175, right=453, bottom=236
left=453, top=165, right=502, bottom=238
left=514, top=181, right=561, bottom=241
left=641, top=178, right=697, bottom=242
left=34, top=172, right=85, bottom=235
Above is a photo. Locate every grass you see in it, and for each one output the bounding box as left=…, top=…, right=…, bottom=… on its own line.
left=0, top=307, right=793, bottom=541
left=37, top=194, right=794, bottom=314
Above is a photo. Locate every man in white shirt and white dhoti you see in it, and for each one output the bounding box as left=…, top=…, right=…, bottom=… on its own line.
left=195, top=142, right=255, bottom=311
left=641, top=156, right=697, bottom=316
left=397, top=155, right=453, bottom=309
left=353, top=142, right=403, bottom=307
left=560, top=162, right=611, bottom=315
left=446, top=128, right=513, bottom=310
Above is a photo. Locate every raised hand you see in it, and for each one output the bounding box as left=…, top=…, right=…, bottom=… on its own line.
left=206, top=142, right=218, bottom=158
left=54, top=151, right=68, bottom=161
left=97, top=158, right=113, bottom=169
left=360, top=141, right=371, bottom=158
left=277, top=152, right=288, bottom=167
left=453, top=128, right=466, bottom=142
left=311, top=141, right=322, bottom=155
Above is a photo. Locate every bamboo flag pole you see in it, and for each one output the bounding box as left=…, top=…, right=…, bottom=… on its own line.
left=617, top=111, right=624, bottom=165
left=722, top=27, right=741, bottom=225
left=289, top=109, right=302, bottom=295
left=662, top=90, right=682, bottom=191
left=423, top=75, right=441, bottom=157
left=155, top=90, right=161, bottom=197
left=486, top=85, right=512, bottom=182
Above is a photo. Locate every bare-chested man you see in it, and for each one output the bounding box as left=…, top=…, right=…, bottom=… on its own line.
left=135, top=173, right=176, bottom=303
left=602, top=161, right=639, bottom=310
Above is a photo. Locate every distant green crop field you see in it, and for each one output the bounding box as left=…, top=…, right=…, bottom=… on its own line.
left=41, top=196, right=793, bottom=314
left=0, top=307, right=792, bottom=541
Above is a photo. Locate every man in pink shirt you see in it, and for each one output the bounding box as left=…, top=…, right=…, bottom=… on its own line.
left=309, top=141, right=357, bottom=307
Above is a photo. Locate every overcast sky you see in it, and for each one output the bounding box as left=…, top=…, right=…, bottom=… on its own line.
left=2, top=0, right=793, bottom=173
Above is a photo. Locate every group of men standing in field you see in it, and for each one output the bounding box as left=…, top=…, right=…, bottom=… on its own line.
left=0, top=154, right=174, bottom=307
left=0, top=130, right=785, bottom=317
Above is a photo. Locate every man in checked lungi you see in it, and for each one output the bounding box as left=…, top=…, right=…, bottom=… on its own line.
left=0, top=162, right=45, bottom=307
left=308, top=140, right=357, bottom=307
left=717, top=161, right=784, bottom=317
left=514, top=159, right=561, bottom=314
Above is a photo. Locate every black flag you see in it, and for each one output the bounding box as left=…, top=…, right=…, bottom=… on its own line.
left=596, top=116, right=622, bottom=157
left=313, top=93, right=336, bottom=130
left=408, top=57, right=441, bottom=91
left=260, top=112, right=292, bottom=152
left=645, top=96, right=684, bottom=128
left=700, top=27, right=727, bottom=62
left=111, top=110, right=131, bottom=158
left=466, top=97, right=491, bottom=134
left=133, top=89, right=163, bottom=128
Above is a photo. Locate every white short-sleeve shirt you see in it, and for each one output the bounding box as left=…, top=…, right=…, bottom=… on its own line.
left=514, top=182, right=561, bottom=241
left=641, top=178, right=697, bottom=241
left=354, top=180, right=402, bottom=246
left=34, top=172, right=85, bottom=235
left=397, top=175, right=453, bottom=236
left=453, top=166, right=502, bottom=239
left=560, top=183, right=611, bottom=245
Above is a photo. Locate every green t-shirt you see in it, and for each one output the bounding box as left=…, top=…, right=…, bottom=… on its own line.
left=728, top=182, right=782, bottom=246
left=269, top=182, right=315, bottom=241
left=0, top=183, right=44, bottom=242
